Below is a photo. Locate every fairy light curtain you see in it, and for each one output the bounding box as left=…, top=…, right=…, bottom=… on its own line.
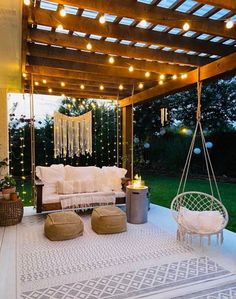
left=54, top=111, right=92, bottom=158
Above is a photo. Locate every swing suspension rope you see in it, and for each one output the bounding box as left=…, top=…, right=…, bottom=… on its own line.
left=177, top=73, right=222, bottom=202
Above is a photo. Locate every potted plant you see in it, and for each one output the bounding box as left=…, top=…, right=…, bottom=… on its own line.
left=0, top=175, right=16, bottom=200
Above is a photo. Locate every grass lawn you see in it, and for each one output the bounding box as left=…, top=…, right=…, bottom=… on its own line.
left=16, top=176, right=236, bottom=233
left=144, top=175, right=236, bottom=233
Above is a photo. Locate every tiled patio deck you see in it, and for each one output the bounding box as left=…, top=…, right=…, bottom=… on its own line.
left=0, top=204, right=235, bottom=299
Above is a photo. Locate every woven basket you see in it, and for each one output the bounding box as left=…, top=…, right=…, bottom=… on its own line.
left=0, top=198, right=23, bottom=226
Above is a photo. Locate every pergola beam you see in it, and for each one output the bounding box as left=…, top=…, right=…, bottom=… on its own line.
left=196, top=1, right=236, bottom=13
left=28, top=44, right=191, bottom=75
left=119, top=51, right=236, bottom=107
left=30, top=8, right=235, bottom=56
left=29, top=29, right=211, bottom=67
left=47, top=0, right=236, bottom=39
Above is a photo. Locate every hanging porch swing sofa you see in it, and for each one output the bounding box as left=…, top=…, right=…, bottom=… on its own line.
left=35, top=164, right=128, bottom=213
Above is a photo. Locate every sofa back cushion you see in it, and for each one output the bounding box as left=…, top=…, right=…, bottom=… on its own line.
left=65, top=165, right=100, bottom=181
left=36, top=164, right=65, bottom=181
left=101, top=166, right=127, bottom=191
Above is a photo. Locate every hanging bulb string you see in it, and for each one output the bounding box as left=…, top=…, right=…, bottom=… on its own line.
left=116, top=92, right=119, bottom=167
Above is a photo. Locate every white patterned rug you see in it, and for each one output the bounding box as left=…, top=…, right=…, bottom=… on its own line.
left=17, top=214, right=236, bottom=299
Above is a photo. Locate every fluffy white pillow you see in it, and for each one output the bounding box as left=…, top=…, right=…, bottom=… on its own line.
left=36, top=164, right=64, bottom=180
left=178, top=207, right=224, bottom=234
left=101, top=166, right=127, bottom=191
left=73, top=179, right=98, bottom=193
left=40, top=166, right=65, bottom=183
left=65, top=165, right=100, bottom=181
left=57, top=180, right=74, bottom=194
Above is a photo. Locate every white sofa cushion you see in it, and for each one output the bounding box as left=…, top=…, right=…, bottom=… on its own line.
left=65, top=165, right=100, bottom=181
left=178, top=207, right=224, bottom=234
left=36, top=164, right=64, bottom=180
left=73, top=179, right=98, bottom=193
left=57, top=180, right=74, bottom=194
left=101, top=166, right=127, bottom=191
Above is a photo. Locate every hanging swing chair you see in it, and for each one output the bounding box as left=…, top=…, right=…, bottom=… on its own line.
left=171, top=75, right=228, bottom=246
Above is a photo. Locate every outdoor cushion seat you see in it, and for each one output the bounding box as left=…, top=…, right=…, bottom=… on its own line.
left=44, top=211, right=84, bottom=241
left=91, top=206, right=127, bottom=234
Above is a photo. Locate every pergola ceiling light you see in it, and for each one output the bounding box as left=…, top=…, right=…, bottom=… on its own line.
left=138, top=82, right=144, bottom=89
left=99, top=85, right=104, bottom=90
left=72, top=98, right=76, bottom=102
left=119, top=84, right=124, bottom=90
left=109, top=56, right=115, bottom=64
left=34, top=81, right=39, bottom=86
left=80, top=84, right=85, bottom=89
left=226, top=20, right=234, bottom=29
left=99, top=15, right=106, bottom=24
left=172, top=75, right=177, bottom=80
left=61, top=93, right=65, bottom=97
left=159, top=80, right=164, bottom=85
left=61, top=82, right=65, bottom=87
left=24, top=0, right=30, bottom=5
left=140, top=19, right=147, bottom=27
left=48, top=88, right=52, bottom=93
left=57, top=24, right=63, bottom=30
left=160, top=74, right=165, bottom=80
left=181, top=73, right=188, bottom=79
left=22, top=73, right=27, bottom=78
left=59, top=8, right=66, bottom=17
left=42, top=79, right=47, bottom=84
left=86, top=43, right=92, bottom=50
left=145, top=71, right=150, bottom=78
left=183, top=22, right=190, bottom=31
left=129, top=65, right=134, bottom=72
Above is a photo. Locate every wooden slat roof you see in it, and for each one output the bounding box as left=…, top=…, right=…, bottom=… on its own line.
left=22, top=0, right=236, bottom=100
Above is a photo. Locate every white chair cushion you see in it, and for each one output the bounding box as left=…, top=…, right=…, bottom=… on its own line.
left=101, top=166, right=127, bottom=191
left=57, top=180, right=74, bottom=194
left=178, top=207, right=224, bottom=234
left=65, top=165, right=100, bottom=181
left=36, top=164, right=65, bottom=182
left=73, top=179, right=98, bottom=193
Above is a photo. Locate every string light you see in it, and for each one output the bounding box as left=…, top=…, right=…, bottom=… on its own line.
left=109, top=56, right=115, bottom=64
left=61, top=93, right=65, bottom=97
left=72, top=98, right=76, bottom=102
left=42, top=79, right=47, bottom=84
left=99, top=15, right=106, bottom=24
left=57, top=24, right=63, bottom=30
left=159, top=80, right=164, bottom=85
left=119, top=84, right=124, bottom=90
left=61, top=82, right=65, bottom=87
left=24, top=0, right=30, bottom=5
left=138, top=82, right=144, bottom=89
left=160, top=74, right=165, bottom=80
left=86, top=43, right=92, bottom=50
left=48, top=88, right=52, bottom=93
left=183, top=22, right=190, bottom=31
left=59, top=7, right=66, bottom=17
left=226, top=19, right=234, bottom=29
left=99, top=85, right=104, bottom=90
left=80, top=84, right=85, bottom=89
left=129, top=65, right=134, bottom=72
left=172, top=74, right=177, bottom=80
left=34, top=81, right=39, bottom=86
left=22, top=73, right=27, bottom=78
left=181, top=73, right=188, bottom=79
left=145, top=71, right=150, bottom=78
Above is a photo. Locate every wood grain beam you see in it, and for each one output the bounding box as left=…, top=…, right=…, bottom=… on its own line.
left=28, top=44, right=191, bottom=74
left=47, top=0, right=236, bottom=39
left=30, top=8, right=235, bottom=56
left=29, top=29, right=211, bottom=67
left=27, top=56, right=158, bottom=81
left=196, top=1, right=236, bottom=13
left=119, top=51, right=236, bottom=107
left=25, top=65, right=141, bottom=84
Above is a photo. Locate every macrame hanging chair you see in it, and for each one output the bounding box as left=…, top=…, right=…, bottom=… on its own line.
left=171, top=75, right=228, bottom=246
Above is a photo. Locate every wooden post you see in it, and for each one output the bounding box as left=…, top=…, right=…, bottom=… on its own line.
left=122, top=105, right=133, bottom=178
left=0, top=89, right=9, bottom=178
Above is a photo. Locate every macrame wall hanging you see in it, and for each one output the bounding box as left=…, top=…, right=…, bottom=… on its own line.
left=54, top=111, right=92, bottom=158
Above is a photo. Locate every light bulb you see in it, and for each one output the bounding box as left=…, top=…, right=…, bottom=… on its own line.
left=129, top=65, right=134, bottom=72
left=172, top=74, right=177, bottom=80
left=86, top=43, right=92, bottom=50
left=138, top=83, right=144, bottom=89
left=48, top=88, right=52, bottom=93
left=181, top=73, right=188, bottom=79
left=80, top=84, right=85, bottom=89
left=99, top=85, right=104, bottom=90
left=57, top=24, right=63, bottom=30
left=160, top=74, right=165, bottom=80
left=22, top=73, right=27, bottom=78
left=183, top=22, right=190, bottom=31
left=34, top=81, right=39, bottom=86
left=61, top=82, right=65, bottom=87
left=24, top=0, right=30, bottom=5
left=145, top=71, right=150, bottom=78
left=42, top=79, right=47, bottom=84
left=59, top=8, right=66, bottom=17
left=99, top=15, right=106, bottom=24
left=109, top=56, right=115, bottom=64
left=119, top=84, right=123, bottom=90
left=61, top=93, right=65, bottom=97
left=159, top=80, right=163, bottom=85
left=226, top=19, right=234, bottom=29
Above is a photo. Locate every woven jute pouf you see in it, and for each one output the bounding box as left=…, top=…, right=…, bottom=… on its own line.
left=44, top=211, right=84, bottom=241
left=91, top=206, right=127, bottom=234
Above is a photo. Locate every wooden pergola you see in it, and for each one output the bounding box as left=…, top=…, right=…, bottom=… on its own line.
left=22, top=0, right=236, bottom=177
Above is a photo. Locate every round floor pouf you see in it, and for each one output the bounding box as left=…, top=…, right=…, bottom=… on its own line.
left=44, top=211, right=84, bottom=241
left=91, top=206, right=127, bottom=234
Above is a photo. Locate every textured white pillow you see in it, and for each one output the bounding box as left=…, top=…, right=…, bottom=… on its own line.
left=73, top=179, right=98, bottom=193
left=65, top=165, right=99, bottom=181
left=178, top=207, right=224, bottom=234
left=40, top=166, right=65, bottom=183
left=57, top=180, right=74, bottom=194
left=36, top=164, right=64, bottom=180
left=101, top=166, right=127, bottom=191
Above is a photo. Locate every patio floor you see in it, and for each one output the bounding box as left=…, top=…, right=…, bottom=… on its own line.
left=0, top=204, right=236, bottom=299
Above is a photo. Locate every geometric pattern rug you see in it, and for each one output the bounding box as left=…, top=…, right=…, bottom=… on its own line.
left=17, top=214, right=236, bottom=299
